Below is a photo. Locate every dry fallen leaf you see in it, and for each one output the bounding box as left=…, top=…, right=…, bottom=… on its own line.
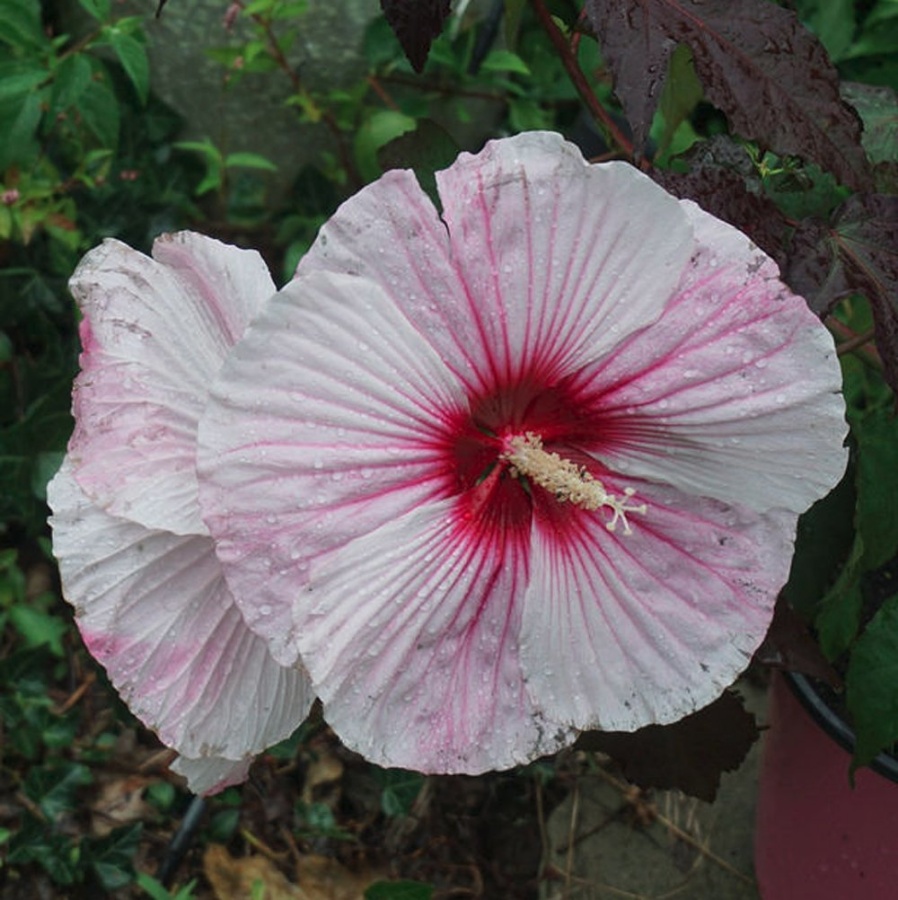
left=204, top=845, right=386, bottom=900
left=302, top=750, right=344, bottom=807
left=205, top=845, right=304, bottom=900
left=89, top=775, right=154, bottom=837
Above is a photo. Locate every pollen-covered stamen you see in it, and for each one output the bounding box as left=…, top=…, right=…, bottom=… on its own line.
left=502, top=433, right=647, bottom=534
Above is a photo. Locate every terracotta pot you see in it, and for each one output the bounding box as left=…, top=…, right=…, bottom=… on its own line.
left=755, top=671, right=898, bottom=898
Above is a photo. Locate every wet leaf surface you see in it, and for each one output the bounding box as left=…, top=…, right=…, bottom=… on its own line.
left=586, top=0, right=871, bottom=188
left=574, top=691, right=758, bottom=802
left=380, top=0, right=452, bottom=73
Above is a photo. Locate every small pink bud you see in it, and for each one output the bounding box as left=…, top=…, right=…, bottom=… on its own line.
left=1, top=189, right=19, bottom=205
left=224, top=2, right=240, bottom=30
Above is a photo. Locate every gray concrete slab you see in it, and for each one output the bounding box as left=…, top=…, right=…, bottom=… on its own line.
left=541, top=682, right=766, bottom=900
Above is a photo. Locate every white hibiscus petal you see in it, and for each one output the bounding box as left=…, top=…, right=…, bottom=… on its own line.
left=580, top=203, right=847, bottom=514
left=298, top=133, right=693, bottom=392
left=169, top=755, right=253, bottom=797
left=67, top=232, right=275, bottom=535
left=47, top=462, right=312, bottom=763
left=198, top=271, right=466, bottom=666
left=295, top=501, right=573, bottom=773
left=295, top=166, right=485, bottom=388
left=435, top=132, right=693, bottom=380
left=523, top=480, right=795, bottom=731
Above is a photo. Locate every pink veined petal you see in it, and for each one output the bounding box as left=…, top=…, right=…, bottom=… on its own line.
left=434, top=132, right=693, bottom=382
left=68, top=232, right=276, bottom=536
left=297, top=132, right=693, bottom=392
left=294, top=501, right=574, bottom=773
left=577, top=202, right=847, bottom=514
left=198, top=271, right=467, bottom=666
left=522, top=479, right=796, bottom=732
left=47, top=462, right=313, bottom=771
left=169, top=756, right=253, bottom=797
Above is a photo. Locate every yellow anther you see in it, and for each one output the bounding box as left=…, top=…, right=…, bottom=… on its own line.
left=502, top=433, right=647, bottom=535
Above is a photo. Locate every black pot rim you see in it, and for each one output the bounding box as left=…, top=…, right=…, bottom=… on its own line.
left=784, top=670, right=898, bottom=784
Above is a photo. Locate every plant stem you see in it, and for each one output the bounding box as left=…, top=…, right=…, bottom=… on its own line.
left=829, top=318, right=881, bottom=367
left=530, top=0, right=634, bottom=160
left=238, top=2, right=362, bottom=189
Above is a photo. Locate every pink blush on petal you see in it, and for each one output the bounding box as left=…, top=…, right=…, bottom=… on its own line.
left=78, top=317, right=98, bottom=357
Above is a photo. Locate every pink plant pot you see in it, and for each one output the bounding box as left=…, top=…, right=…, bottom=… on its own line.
left=755, top=672, right=898, bottom=898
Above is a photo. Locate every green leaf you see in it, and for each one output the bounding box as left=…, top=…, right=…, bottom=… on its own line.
left=244, top=0, right=277, bottom=14
left=377, top=120, right=460, bottom=206
left=855, top=406, right=898, bottom=569
left=0, top=89, right=43, bottom=168
left=783, top=465, right=857, bottom=620
left=272, top=0, right=309, bottom=17
left=842, top=82, right=898, bottom=166
left=6, top=818, right=79, bottom=885
left=846, top=594, right=898, bottom=768
left=656, top=44, right=703, bottom=157
left=83, top=824, right=142, bottom=891
left=195, top=165, right=223, bottom=196
left=354, top=110, right=416, bottom=183
left=174, top=139, right=222, bottom=161
left=8, top=606, right=68, bottom=657
left=814, top=533, right=864, bottom=660
left=78, top=0, right=112, bottom=22
left=106, top=30, right=149, bottom=104
left=479, top=49, right=531, bottom=75
left=0, top=67, right=47, bottom=102
left=137, top=872, right=200, bottom=900
left=0, top=0, right=46, bottom=50
left=224, top=152, right=278, bottom=172
left=365, top=881, right=434, bottom=900
left=845, top=8, right=898, bottom=59
left=51, top=54, right=93, bottom=113
left=794, top=0, right=856, bottom=61
left=23, top=762, right=93, bottom=821
left=377, top=769, right=424, bottom=817
left=78, top=73, right=120, bottom=147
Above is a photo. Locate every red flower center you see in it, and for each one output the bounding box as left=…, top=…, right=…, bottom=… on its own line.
left=435, top=372, right=645, bottom=544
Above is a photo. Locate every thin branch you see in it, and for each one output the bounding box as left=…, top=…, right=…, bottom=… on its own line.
left=236, top=1, right=362, bottom=188
left=829, top=317, right=882, bottom=368
left=530, top=0, right=635, bottom=160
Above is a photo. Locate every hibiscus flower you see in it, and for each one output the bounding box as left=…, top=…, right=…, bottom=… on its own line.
left=48, top=233, right=313, bottom=795
left=197, top=132, right=847, bottom=774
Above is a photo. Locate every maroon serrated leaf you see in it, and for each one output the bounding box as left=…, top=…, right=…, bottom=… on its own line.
left=787, top=195, right=898, bottom=393
left=754, top=596, right=842, bottom=688
left=585, top=0, right=871, bottom=190
left=574, top=691, right=758, bottom=802
left=381, top=0, right=451, bottom=73
left=785, top=218, right=853, bottom=315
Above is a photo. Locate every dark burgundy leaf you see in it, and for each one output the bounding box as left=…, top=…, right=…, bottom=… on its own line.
left=574, top=691, right=758, bottom=802
left=377, top=119, right=460, bottom=207
left=585, top=0, right=871, bottom=189
left=754, top=596, right=842, bottom=688
left=787, top=195, right=898, bottom=393
left=381, top=0, right=451, bottom=73
left=785, top=218, right=852, bottom=315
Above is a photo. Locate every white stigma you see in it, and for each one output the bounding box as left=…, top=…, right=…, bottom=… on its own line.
left=502, top=433, right=647, bottom=535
